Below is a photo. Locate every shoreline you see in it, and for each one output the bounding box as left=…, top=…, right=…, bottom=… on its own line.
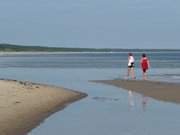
left=0, top=50, right=180, bottom=56
left=92, top=79, right=180, bottom=104
left=0, top=79, right=87, bottom=135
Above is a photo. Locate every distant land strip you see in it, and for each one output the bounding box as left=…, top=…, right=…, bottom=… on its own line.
left=0, top=43, right=180, bottom=52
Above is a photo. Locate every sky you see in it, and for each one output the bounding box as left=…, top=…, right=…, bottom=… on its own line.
left=0, top=0, right=179, bottom=49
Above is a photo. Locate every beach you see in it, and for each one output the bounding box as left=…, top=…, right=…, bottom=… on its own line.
left=93, top=79, right=180, bottom=104
left=0, top=79, right=87, bottom=135
left=0, top=52, right=180, bottom=135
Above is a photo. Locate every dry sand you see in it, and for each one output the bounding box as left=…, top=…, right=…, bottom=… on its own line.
left=93, top=79, right=180, bottom=104
left=0, top=79, right=87, bottom=135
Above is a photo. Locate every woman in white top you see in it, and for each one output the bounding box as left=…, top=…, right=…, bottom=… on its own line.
left=127, top=53, right=135, bottom=79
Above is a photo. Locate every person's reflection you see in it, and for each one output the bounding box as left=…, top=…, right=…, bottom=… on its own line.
left=128, top=90, right=134, bottom=109
left=142, top=95, right=148, bottom=111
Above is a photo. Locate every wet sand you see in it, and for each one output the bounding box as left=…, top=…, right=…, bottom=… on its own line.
left=93, top=79, right=180, bottom=104
left=0, top=79, right=87, bottom=135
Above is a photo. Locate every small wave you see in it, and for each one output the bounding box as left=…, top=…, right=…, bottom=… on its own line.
left=171, top=76, right=180, bottom=79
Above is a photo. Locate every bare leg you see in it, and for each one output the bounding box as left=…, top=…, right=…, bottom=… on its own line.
left=127, top=68, right=130, bottom=78
left=143, top=72, right=147, bottom=80
left=131, top=68, right=135, bottom=79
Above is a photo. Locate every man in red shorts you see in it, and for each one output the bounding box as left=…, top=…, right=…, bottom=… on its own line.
left=140, top=53, right=150, bottom=80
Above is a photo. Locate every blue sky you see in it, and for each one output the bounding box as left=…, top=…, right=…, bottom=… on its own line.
left=0, top=0, right=179, bottom=48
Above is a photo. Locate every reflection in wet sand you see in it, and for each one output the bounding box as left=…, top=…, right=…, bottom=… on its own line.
left=127, top=91, right=149, bottom=112
left=92, top=91, right=149, bottom=112
left=142, top=95, right=148, bottom=112
left=128, top=90, right=135, bottom=109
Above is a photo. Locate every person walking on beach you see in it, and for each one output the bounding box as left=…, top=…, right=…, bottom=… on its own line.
left=140, top=53, right=150, bottom=80
left=127, top=53, right=135, bottom=79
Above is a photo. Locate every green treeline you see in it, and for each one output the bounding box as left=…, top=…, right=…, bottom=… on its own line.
left=0, top=43, right=179, bottom=52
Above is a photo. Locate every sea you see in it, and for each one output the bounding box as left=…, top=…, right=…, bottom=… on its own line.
left=0, top=51, right=180, bottom=135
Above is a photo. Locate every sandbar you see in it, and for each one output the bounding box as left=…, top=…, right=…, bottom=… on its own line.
left=0, top=79, right=87, bottom=135
left=92, top=79, right=180, bottom=104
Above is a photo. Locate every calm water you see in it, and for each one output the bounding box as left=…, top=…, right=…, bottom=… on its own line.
left=0, top=52, right=180, bottom=135
left=0, top=51, right=180, bottom=68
